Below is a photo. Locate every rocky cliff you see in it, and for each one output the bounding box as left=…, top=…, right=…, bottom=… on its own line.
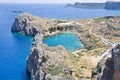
left=92, top=44, right=120, bottom=80
left=11, top=13, right=80, bottom=36
left=73, top=2, right=105, bottom=9
left=12, top=13, right=84, bottom=80
left=11, top=13, right=39, bottom=36
left=105, top=1, right=120, bottom=10
left=26, top=33, right=75, bottom=80
left=66, top=1, right=120, bottom=10
left=12, top=13, right=120, bottom=80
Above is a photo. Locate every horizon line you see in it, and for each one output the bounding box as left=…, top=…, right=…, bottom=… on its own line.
left=0, top=2, right=108, bottom=4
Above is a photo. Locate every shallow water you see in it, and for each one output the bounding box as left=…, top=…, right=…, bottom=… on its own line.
left=43, top=33, right=84, bottom=51
left=0, top=3, right=120, bottom=80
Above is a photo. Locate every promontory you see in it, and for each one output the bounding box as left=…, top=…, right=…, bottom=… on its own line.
left=66, top=1, right=120, bottom=10
left=12, top=13, right=120, bottom=80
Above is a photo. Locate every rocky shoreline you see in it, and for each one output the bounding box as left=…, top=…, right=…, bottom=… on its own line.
left=11, top=13, right=84, bottom=80
left=11, top=13, right=120, bottom=80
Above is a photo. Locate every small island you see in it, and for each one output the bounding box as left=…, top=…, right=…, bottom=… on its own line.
left=11, top=13, right=120, bottom=80
left=11, top=10, right=22, bottom=13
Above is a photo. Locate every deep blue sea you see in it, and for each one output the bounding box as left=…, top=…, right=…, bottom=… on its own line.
left=0, top=3, right=120, bottom=80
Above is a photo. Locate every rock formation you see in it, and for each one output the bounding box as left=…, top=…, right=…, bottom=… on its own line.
left=92, top=44, right=120, bottom=80
left=66, top=1, right=120, bottom=10
left=11, top=13, right=39, bottom=36
left=12, top=13, right=120, bottom=80
left=11, top=13, right=80, bottom=36
left=27, top=33, right=75, bottom=80
left=105, top=1, right=120, bottom=10
left=73, top=2, right=105, bottom=9
left=12, top=13, right=83, bottom=80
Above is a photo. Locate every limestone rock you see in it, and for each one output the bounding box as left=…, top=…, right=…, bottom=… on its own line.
left=11, top=13, right=78, bottom=36
left=27, top=38, right=75, bottom=80
left=105, top=1, right=120, bottom=10
left=11, top=13, right=91, bottom=80
left=92, top=44, right=120, bottom=80
left=11, top=13, right=38, bottom=36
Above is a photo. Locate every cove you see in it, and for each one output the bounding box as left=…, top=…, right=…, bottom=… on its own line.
left=1, top=3, right=120, bottom=80
left=43, top=33, right=84, bottom=51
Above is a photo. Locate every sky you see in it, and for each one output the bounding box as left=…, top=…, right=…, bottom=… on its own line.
left=0, top=0, right=119, bottom=3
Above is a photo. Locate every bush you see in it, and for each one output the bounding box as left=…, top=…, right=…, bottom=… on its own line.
left=86, top=46, right=93, bottom=51
left=48, top=65, right=64, bottom=76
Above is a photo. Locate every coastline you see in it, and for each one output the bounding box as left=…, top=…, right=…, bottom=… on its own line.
left=11, top=13, right=120, bottom=80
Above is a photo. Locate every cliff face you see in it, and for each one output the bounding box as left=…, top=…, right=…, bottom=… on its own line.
left=66, top=1, right=120, bottom=10
left=105, top=1, right=120, bottom=10
left=92, top=44, right=120, bottom=80
left=112, top=44, right=120, bottom=80
left=12, top=13, right=120, bottom=80
left=73, top=2, right=105, bottom=9
left=11, top=13, right=39, bottom=36
left=11, top=13, right=80, bottom=36
left=26, top=33, right=75, bottom=80
left=12, top=13, right=82, bottom=80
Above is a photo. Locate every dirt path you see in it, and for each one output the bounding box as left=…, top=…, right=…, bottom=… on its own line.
left=87, top=19, right=118, bottom=63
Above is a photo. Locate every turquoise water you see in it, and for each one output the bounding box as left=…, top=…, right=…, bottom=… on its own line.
left=0, top=3, right=120, bottom=80
left=43, top=33, right=84, bottom=51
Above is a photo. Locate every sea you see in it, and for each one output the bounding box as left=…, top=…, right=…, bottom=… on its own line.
left=0, top=3, right=120, bottom=80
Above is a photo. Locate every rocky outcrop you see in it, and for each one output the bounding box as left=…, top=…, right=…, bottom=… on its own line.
left=105, top=1, right=120, bottom=10
left=112, top=44, right=120, bottom=80
left=12, top=13, right=118, bottom=80
left=11, top=13, right=39, bottom=36
left=11, top=13, right=80, bottom=36
left=91, top=44, right=120, bottom=80
left=11, top=13, right=83, bottom=80
left=73, top=2, right=105, bottom=9
left=26, top=33, right=75, bottom=80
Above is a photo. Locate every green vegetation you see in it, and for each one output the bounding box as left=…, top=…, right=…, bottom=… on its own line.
left=94, top=18, right=109, bottom=22
left=57, top=26, right=63, bottom=31
left=48, top=65, right=67, bottom=76
left=86, top=46, right=93, bottom=51
left=77, top=53, right=84, bottom=57
left=49, top=27, right=56, bottom=33
left=81, top=66, right=87, bottom=69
